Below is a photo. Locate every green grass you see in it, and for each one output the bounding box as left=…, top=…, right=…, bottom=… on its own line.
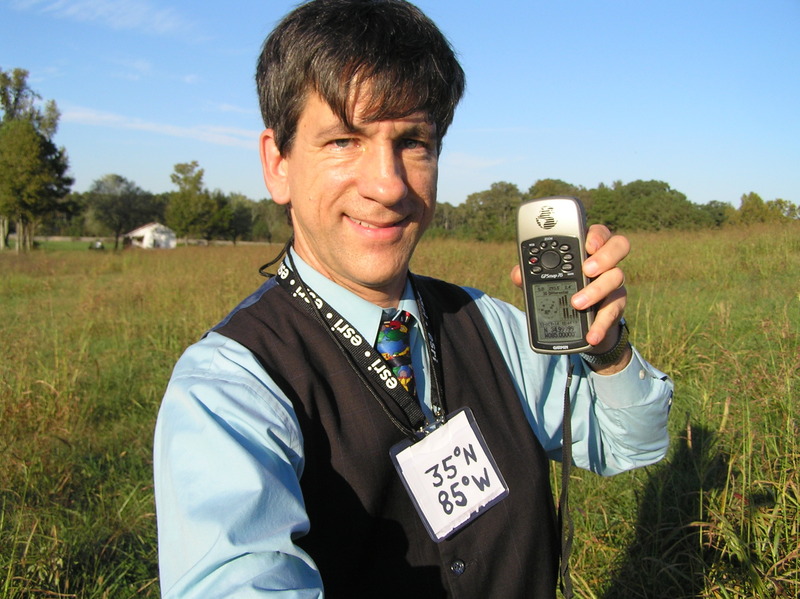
left=1, top=224, right=798, bottom=597
left=34, top=239, right=111, bottom=252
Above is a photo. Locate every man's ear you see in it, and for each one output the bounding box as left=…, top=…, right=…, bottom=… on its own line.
left=260, top=129, right=290, bottom=205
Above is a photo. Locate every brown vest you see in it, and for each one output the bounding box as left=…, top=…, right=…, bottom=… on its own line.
left=215, top=275, right=559, bottom=598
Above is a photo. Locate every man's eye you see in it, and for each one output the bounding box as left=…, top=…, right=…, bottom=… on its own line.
left=401, top=139, right=426, bottom=150
left=331, top=138, right=354, bottom=149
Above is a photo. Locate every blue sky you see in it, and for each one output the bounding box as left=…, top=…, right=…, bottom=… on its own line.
left=2, top=0, right=798, bottom=207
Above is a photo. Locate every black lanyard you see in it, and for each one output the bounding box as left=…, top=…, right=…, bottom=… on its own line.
left=273, top=256, right=446, bottom=440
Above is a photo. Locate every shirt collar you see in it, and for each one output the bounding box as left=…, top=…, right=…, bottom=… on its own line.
left=288, top=249, right=421, bottom=343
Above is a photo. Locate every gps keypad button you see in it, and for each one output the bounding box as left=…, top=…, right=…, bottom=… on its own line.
left=540, top=250, right=561, bottom=270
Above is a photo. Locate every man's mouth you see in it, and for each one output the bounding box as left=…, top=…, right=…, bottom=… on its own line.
left=348, top=216, right=407, bottom=229
left=349, top=217, right=379, bottom=229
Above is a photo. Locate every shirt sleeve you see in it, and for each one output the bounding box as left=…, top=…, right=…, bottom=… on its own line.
left=466, top=288, right=673, bottom=476
left=153, top=332, right=323, bottom=598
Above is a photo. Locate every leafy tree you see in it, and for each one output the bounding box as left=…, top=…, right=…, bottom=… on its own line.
left=0, top=67, right=72, bottom=251
left=165, top=161, right=214, bottom=242
left=587, top=182, right=622, bottom=229
left=765, top=198, right=798, bottom=220
left=428, top=201, right=469, bottom=238
left=528, top=179, right=593, bottom=212
left=87, top=174, right=160, bottom=249
left=252, top=198, right=292, bottom=243
left=0, top=67, right=59, bottom=137
left=151, top=192, right=170, bottom=222
left=226, top=193, right=255, bottom=244
left=40, top=190, right=88, bottom=237
left=696, top=200, right=735, bottom=228
left=462, top=181, right=525, bottom=241
left=204, top=189, right=231, bottom=242
left=197, top=190, right=254, bottom=243
left=735, top=192, right=771, bottom=224
left=588, top=180, right=703, bottom=231
left=200, top=190, right=245, bottom=242
left=0, top=119, right=72, bottom=251
left=731, top=193, right=799, bottom=224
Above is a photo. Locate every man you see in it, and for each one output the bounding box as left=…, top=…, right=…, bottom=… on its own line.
left=153, top=1, right=673, bottom=597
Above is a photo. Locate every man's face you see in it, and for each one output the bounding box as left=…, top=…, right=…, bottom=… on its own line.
left=261, top=92, right=438, bottom=307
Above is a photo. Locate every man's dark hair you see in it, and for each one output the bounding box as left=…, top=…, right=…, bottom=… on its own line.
left=256, top=0, right=465, bottom=155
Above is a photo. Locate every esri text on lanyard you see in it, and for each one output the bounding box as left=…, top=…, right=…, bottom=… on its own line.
left=274, top=258, right=445, bottom=439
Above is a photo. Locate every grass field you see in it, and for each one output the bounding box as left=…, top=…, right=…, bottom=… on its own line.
left=1, top=223, right=798, bottom=598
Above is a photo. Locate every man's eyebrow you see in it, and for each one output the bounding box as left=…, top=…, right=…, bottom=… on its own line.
left=314, top=118, right=436, bottom=140
left=315, top=122, right=358, bottom=139
left=399, top=122, right=436, bottom=139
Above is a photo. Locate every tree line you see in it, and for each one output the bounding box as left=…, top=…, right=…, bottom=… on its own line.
left=429, top=179, right=798, bottom=242
left=2, top=67, right=797, bottom=252
left=48, top=165, right=294, bottom=250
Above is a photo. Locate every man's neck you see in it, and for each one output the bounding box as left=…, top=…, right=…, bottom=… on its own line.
left=289, top=247, right=407, bottom=309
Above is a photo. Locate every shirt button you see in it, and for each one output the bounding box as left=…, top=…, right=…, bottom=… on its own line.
left=639, top=369, right=646, bottom=380
left=450, top=559, right=466, bottom=576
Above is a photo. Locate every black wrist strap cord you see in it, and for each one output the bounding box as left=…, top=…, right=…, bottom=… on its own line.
left=559, top=359, right=575, bottom=598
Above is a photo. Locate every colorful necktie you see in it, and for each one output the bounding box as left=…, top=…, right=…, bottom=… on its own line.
left=376, top=310, right=416, bottom=396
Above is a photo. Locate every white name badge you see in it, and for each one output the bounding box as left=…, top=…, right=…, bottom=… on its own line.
left=390, top=408, right=509, bottom=542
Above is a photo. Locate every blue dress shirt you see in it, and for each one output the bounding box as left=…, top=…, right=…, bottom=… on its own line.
left=154, top=252, right=673, bottom=598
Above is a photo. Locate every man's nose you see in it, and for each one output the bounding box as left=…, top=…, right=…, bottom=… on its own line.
left=356, top=144, right=408, bottom=205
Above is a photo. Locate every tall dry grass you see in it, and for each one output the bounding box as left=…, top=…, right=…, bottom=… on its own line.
left=1, top=223, right=798, bottom=597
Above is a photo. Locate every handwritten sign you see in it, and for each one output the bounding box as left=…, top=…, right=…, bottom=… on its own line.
left=391, top=408, right=509, bottom=542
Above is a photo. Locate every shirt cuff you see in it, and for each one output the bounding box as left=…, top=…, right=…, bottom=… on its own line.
left=587, top=346, right=671, bottom=409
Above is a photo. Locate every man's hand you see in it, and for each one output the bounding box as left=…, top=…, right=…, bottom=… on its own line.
left=511, top=224, right=630, bottom=368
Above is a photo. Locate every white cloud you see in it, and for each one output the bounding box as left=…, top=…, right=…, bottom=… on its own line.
left=109, top=57, right=152, bottom=80
left=104, top=59, right=200, bottom=84
left=61, top=105, right=259, bottom=149
left=11, top=0, right=196, bottom=36
left=215, top=103, right=257, bottom=115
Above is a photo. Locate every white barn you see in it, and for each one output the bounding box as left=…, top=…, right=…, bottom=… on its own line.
left=125, top=223, right=177, bottom=249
